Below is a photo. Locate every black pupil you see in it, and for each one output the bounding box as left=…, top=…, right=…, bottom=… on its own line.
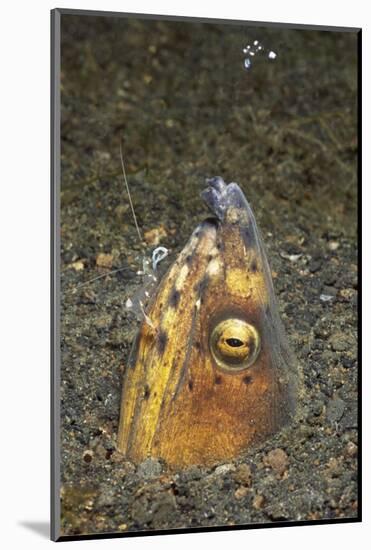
left=226, top=338, right=244, bottom=347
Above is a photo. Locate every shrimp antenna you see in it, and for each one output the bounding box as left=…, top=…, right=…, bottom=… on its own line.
left=70, top=266, right=131, bottom=293
left=120, top=141, right=143, bottom=243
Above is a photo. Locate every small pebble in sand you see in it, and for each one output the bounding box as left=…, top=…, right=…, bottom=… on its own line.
left=233, top=463, right=252, bottom=486
left=329, top=332, right=353, bottom=352
left=339, top=288, right=357, bottom=301
left=252, top=494, right=265, bottom=509
left=144, top=225, right=168, bottom=246
left=320, top=293, right=335, bottom=303
left=70, top=260, right=85, bottom=271
left=96, top=252, right=113, bottom=268
left=325, top=457, right=342, bottom=477
left=328, top=241, right=340, bottom=251
left=83, top=450, right=93, bottom=463
left=264, top=448, right=289, bottom=475
left=345, top=441, right=358, bottom=458
left=137, top=457, right=163, bottom=479
left=214, top=463, right=236, bottom=476
left=280, top=251, right=302, bottom=262
left=326, top=397, right=346, bottom=424
left=114, top=204, right=129, bottom=218
left=234, top=486, right=250, bottom=500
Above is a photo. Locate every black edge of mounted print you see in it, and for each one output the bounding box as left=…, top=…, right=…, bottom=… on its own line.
left=51, top=8, right=61, bottom=543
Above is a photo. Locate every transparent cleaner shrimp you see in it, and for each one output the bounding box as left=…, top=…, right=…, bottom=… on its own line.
left=71, top=142, right=169, bottom=331
left=119, top=142, right=168, bottom=329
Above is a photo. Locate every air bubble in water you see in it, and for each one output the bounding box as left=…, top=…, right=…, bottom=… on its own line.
left=242, top=40, right=277, bottom=71
left=244, top=58, right=252, bottom=70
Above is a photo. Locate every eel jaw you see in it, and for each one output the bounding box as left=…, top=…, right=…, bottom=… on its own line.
left=201, top=177, right=251, bottom=224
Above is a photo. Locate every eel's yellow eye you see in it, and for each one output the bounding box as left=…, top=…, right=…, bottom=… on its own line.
left=210, top=319, right=260, bottom=371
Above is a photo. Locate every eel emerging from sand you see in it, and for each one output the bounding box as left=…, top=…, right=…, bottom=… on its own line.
left=118, top=177, right=297, bottom=468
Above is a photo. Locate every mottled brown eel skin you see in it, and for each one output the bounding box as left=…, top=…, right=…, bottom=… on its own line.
left=118, top=177, right=297, bottom=468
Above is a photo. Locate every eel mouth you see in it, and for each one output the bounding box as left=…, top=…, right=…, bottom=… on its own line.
left=201, top=177, right=251, bottom=224
left=198, top=216, right=220, bottom=231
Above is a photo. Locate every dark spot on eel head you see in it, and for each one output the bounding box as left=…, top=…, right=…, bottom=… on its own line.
left=194, top=275, right=209, bottom=295
left=243, top=375, right=253, bottom=385
left=250, top=259, right=258, bottom=272
left=157, top=330, right=168, bottom=355
left=216, top=240, right=225, bottom=252
left=241, top=226, right=249, bottom=243
left=143, top=384, right=151, bottom=399
left=215, top=375, right=222, bottom=385
left=169, top=288, right=181, bottom=308
left=188, top=379, right=194, bottom=391
left=194, top=341, right=201, bottom=350
left=186, top=254, right=193, bottom=265
left=241, top=223, right=259, bottom=249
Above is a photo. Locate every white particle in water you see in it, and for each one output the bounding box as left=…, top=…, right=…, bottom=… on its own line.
left=320, top=294, right=335, bottom=302
left=249, top=51, right=255, bottom=56
left=243, top=48, right=248, bottom=53
left=268, top=51, right=277, bottom=60
left=258, top=45, right=263, bottom=51
left=244, top=58, right=252, bottom=70
left=253, top=40, right=259, bottom=45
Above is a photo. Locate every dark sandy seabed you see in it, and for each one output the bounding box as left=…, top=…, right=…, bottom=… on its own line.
left=59, top=14, right=358, bottom=537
